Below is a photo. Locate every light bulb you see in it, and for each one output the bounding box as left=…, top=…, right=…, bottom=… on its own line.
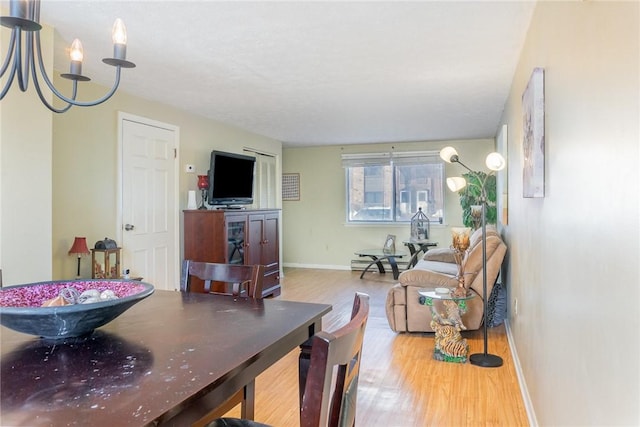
left=486, top=152, right=506, bottom=171
left=439, top=146, right=459, bottom=163
left=69, top=39, right=84, bottom=62
left=112, top=18, right=127, bottom=45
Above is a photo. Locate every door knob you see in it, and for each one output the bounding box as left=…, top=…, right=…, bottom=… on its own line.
left=124, top=224, right=135, bottom=231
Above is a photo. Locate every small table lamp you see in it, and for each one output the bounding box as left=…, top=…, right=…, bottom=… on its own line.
left=68, top=237, right=90, bottom=279
left=197, top=174, right=209, bottom=210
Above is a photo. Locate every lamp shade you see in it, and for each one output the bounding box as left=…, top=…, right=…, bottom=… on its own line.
left=446, top=177, right=467, bottom=192
left=439, top=146, right=459, bottom=163
left=68, top=237, right=90, bottom=255
left=485, top=152, right=506, bottom=171
left=197, top=174, right=209, bottom=190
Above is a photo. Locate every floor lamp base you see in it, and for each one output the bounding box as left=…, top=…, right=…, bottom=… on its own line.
left=469, top=353, right=503, bottom=368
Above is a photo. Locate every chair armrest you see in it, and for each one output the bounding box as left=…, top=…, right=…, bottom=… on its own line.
left=423, top=247, right=456, bottom=263
left=398, top=269, right=458, bottom=288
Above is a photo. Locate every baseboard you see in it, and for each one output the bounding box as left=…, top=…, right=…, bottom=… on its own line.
left=505, top=319, right=538, bottom=426
left=282, top=263, right=351, bottom=270
left=282, top=260, right=411, bottom=272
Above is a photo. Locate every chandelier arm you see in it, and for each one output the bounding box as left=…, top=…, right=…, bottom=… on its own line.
left=30, top=55, right=75, bottom=113
left=63, top=68, right=122, bottom=107
left=21, top=27, right=38, bottom=92
left=14, top=27, right=32, bottom=92
left=32, top=30, right=121, bottom=108
left=0, top=38, right=20, bottom=100
left=1, top=28, right=17, bottom=77
left=0, top=62, right=18, bottom=100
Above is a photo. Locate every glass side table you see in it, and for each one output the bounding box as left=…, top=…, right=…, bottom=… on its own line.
left=418, top=289, right=475, bottom=363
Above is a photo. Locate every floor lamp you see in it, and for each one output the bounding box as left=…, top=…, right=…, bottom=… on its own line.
left=440, top=146, right=506, bottom=368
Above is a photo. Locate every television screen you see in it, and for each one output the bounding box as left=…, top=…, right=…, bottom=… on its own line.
left=207, top=151, right=256, bottom=206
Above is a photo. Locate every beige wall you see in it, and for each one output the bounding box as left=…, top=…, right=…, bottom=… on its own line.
left=51, top=80, right=282, bottom=280
left=282, top=139, right=495, bottom=268
left=501, top=1, right=639, bottom=425
left=0, top=23, right=53, bottom=285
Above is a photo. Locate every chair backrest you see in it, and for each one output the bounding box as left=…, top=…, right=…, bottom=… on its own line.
left=301, top=292, right=370, bottom=427
left=181, top=260, right=264, bottom=298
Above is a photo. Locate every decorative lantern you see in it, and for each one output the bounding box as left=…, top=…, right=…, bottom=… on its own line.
left=410, top=207, right=430, bottom=240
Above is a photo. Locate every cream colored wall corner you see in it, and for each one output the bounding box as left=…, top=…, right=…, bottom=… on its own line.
left=281, top=139, right=494, bottom=268
left=0, top=22, right=53, bottom=286
left=500, top=1, right=639, bottom=425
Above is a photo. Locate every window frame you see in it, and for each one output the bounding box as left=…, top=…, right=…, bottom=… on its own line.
left=343, top=151, right=445, bottom=225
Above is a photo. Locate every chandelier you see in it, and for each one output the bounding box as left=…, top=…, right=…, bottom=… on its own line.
left=1, top=0, right=135, bottom=113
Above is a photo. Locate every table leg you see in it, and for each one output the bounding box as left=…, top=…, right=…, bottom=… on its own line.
left=406, top=243, right=418, bottom=257
left=406, top=244, right=435, bottom=269
left=359, top=256, right=386, bottom=279
left=387, top=256, right=400, bottom=279
left=241, top=380, right=255, bottom=419
left=405, top=243, right=423, bottom=269
left=407, top=252, right=421, bottom=269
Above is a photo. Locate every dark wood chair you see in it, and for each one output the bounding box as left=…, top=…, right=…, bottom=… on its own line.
left=207, top=292, right=370, bottom=427
left=181, top=260, right=264, bottom=298
left=181, top=260, right=265, bottom=423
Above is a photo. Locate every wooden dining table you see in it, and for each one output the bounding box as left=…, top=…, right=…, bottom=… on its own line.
left=0, top=290, right=332, bottom=426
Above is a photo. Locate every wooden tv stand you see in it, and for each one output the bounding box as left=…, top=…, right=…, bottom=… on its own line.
left=183, top=209, right=280, bottom=297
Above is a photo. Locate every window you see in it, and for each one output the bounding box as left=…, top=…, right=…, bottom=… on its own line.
left=343, top=151, right=445, bottom=224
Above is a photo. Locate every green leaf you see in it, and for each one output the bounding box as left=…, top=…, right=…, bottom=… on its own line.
left=456, top=170, right=498, bottom=228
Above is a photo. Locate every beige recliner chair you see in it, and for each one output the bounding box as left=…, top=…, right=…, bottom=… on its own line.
left=385, top=226, right=507, bottom=332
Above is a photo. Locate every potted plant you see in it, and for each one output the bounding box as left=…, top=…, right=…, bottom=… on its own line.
left=456, top=171, right=498, bottom=229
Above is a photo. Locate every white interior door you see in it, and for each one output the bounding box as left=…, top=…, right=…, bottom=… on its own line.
left=120, top=114, right=179, bottom=290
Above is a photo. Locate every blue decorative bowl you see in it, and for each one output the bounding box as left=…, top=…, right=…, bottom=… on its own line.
left=0, top=280, right=154, bottom=339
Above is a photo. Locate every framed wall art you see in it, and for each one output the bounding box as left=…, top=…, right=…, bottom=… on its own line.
left=522, top=67, right=545, bottom=198
left=496, top=124, right=508, bottom=226
left=282, top=173, right=300, bottom=201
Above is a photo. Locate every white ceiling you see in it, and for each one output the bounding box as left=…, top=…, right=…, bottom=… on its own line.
left=38, top=1, right=536, bottom=147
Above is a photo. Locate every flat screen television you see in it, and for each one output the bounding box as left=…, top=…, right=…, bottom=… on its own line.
left=207, top=151, right=256, bottom=207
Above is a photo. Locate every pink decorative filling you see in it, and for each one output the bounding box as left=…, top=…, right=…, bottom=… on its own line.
left=0, top=281, right=146, bottom=308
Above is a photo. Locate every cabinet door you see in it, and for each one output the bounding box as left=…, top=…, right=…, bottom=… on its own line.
left=261, top=212, right=279, bottom=271
left=225, top=215, right=246, bottom=265
left=183, top=211, right=226, bottom=263
left=183, top=210, right=226, bottom=293
left=254, top=212, right=280, bottom=294
left=246, top=213, right=264, bottom=266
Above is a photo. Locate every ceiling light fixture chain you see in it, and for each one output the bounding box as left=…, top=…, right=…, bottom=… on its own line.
left=0, top=0, right=135, bottom=113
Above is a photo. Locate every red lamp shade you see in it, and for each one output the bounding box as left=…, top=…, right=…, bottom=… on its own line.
left=197, top=174, right=209, bottom=190
left=69, top=237, right=90, bottom=279
left=68, top=237, right=90, bottom=256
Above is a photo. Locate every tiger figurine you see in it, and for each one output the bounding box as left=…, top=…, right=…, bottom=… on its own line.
left=431, top=321, right=469, bottom=359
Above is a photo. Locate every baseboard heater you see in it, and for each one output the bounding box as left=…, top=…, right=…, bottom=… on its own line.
left=350, top=259, right=409, bottom=272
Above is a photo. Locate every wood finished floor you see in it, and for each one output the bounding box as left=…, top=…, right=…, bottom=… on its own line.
left=222, top=268, right=529, bottom=427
